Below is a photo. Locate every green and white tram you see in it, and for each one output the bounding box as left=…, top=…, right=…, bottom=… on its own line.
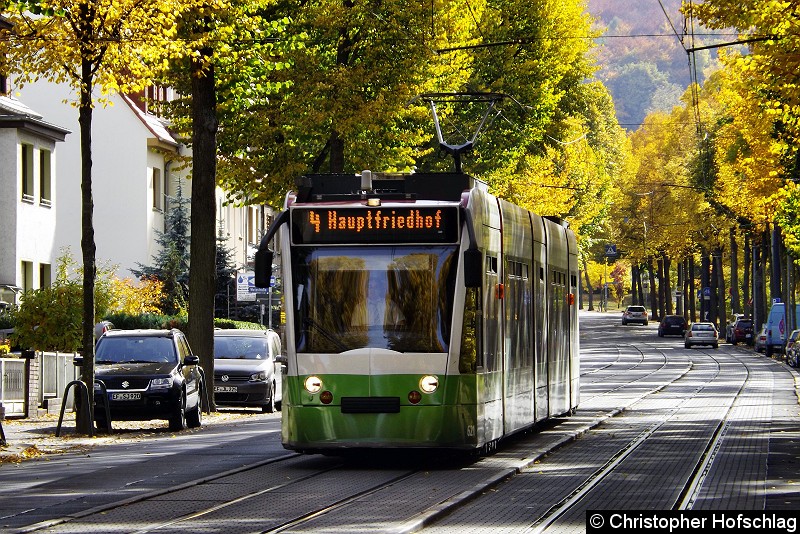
left=255, top=171, right=579, bottom=454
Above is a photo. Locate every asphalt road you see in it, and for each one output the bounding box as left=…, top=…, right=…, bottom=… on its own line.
left=1, top=310, right=798, bottom=534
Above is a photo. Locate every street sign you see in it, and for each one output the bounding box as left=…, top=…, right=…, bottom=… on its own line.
left=604, top=244, right=617, bottom=257
left=237, top=271, right=268, bottom=302
left=703, top=287, right=711, bottom=300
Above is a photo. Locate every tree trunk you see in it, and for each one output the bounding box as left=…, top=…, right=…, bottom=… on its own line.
left=689, top=255, right=697, bottom=323
left=188, top=51, right=218, bottom=411
left=715, top=249, right=726, bottom=332
left=771, top=223, right=782, bottom=302
left=664, top=254, right=673, bottom=315
left=330, top=130, right=344, bottom=173
left=676, top=261, right=684, bottom=316
left=647, top=259, right=657, bottom=319
left=582, top=255, right=594, bottom=311
left=743, top=232, right=751, bottom=317
left=656, top=256, right=665, bottom=321
left=753, top=231, right=766, bottom=330
left=730, top=228, right=740, bottom=314
left=77, top=58, right=96, bottom=435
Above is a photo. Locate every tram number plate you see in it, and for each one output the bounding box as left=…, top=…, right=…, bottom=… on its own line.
left=111, top=392, right=141, bottom=401
left=214, top=386, right=238, bottom=393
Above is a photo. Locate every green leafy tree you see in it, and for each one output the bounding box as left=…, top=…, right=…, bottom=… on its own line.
left=214, top=221, right=237, bottom=318
left=131, top=182, right=191, bottom=314
left=11, top=251, right=115, bottom=352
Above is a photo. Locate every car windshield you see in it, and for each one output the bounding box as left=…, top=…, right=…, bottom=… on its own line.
left=292, top=245, right=458, bottom=353
left=627, top=306, right=646, bottom=313
left=95, top=336, right=177, bottom=364
left=214, top=337, right=269, bottom=360
left=736, top=320, right=753, bottom=328
left=665, top=316, right=684, bottom=324
left=693, top=324, right=715, bottom=332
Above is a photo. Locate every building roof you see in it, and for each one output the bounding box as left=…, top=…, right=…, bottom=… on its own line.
left=0, top=95, right=70, bottom=142
left=122, top=94, right=179, bottom=151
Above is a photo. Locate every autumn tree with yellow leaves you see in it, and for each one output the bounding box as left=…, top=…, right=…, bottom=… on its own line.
left=0, top=0, right=198, bottom=433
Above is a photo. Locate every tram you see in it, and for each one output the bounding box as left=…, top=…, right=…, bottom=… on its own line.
left=254, top=170, right=580, bottom=454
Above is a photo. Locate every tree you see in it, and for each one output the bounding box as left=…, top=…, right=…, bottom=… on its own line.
left=0, top=0, right=189, bottom=433
left=214, top=221, right=237, bottom=318
left=10, top=251, right=116, bottom=352
left=132, top=181, right=191, bottom=314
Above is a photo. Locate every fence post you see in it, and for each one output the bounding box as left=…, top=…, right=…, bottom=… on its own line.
left=21, top=350, right=39, bottom=420
left=0, top=404, right=6, bottom=446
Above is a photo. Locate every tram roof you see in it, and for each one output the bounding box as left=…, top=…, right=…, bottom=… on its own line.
left=294, top=172, right=485, bottom=203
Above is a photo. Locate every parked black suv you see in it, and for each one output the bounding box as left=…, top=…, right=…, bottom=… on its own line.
left=90, top=329, right=204, bottom=431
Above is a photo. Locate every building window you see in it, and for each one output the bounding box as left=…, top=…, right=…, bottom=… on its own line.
left=39, top=263, right=51, bottom=288
left=21, top=261, right=33, bottom=293
left=40, top=149, right=52, bottom=207
left=152, top=167, right=163, bottom=211
left=21, top=143, right=34, bottom=203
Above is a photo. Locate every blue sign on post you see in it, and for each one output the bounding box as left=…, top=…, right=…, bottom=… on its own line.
left=604, top=244, right=617, bottom=257
left=702, top=287, right=711, bottom=300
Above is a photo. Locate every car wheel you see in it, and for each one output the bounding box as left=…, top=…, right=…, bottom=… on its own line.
left=262, top=381, right=276, bottom=414
left=713, top=343, right=719, bottom=349
left=169, top=392, right=188, bottom=431
left=187, top=383, right=203, bottom=428
left=644, top=321, right=649, bottom=326
left=684, top=342, right=690, bottom=349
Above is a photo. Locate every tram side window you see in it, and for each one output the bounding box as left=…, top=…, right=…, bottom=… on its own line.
left=483, top=253, right=500, bottom=372
left=460, top=286, right=480, bottom=373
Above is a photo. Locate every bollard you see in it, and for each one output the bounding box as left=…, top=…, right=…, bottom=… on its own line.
left=56, top=380, right=92, bottom=437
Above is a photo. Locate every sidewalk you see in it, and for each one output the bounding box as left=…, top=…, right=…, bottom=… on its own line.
left=0, top=410, right=263, bottom=464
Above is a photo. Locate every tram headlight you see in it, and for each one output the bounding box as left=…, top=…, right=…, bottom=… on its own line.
left=304, top=375, right=323, bottom=394
left=419, top=375, right=439, bottom=394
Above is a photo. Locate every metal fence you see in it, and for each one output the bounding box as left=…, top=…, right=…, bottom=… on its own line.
left=0, top=358, right=25, bottom=417
left=39, top=352, right=79, bottom=411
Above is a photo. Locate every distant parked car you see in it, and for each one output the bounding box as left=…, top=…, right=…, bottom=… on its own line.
left=729, top=318, right=754, bottom=345
left=785, top=329, right=800, bottom=367
left=89, top=329, right=204, bottom=431
left=213, top=329, right=283, bottom=413
left=622, top=305, right=649, bottom=326
left=658, top=315, right=687, bottom=337
left=685, top=322, right=719, bottom=349
left=725, top=314, right=746, bottom=342
left=754, top=325, right=768, bottom=353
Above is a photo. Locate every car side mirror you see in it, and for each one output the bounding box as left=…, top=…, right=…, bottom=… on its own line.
left=275, top=354, right=287, bottom=365
left=183, top=355, right=200, bottom=366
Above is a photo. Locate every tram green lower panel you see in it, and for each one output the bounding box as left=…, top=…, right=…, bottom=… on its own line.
left=282, top=404, right=479, bottom=450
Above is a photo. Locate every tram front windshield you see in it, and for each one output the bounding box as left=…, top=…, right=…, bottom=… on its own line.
left=292, top=246, right=458, bottom=353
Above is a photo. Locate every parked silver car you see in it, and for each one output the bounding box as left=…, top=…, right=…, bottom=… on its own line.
left=684, top=322, right=719, bottom=349
left=213, top=329, right=283, bottom=413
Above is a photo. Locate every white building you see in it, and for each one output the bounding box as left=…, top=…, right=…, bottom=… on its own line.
left=1, top=74, right=270, bottom=308
left=0, top=90, right=69, bottom=306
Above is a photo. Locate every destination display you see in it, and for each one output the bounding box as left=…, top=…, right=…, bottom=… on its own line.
left=291, top=206, right=460, bottom=244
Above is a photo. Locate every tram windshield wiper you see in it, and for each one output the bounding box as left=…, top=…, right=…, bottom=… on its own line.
left=303, top=317, right=349, bottom=353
